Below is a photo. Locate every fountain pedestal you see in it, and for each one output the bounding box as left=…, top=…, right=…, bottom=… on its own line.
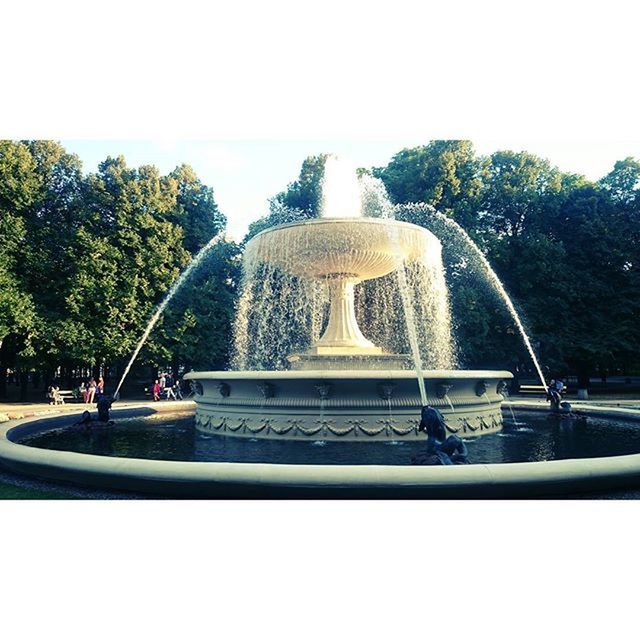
left=307, top=278, right=381, bottom=355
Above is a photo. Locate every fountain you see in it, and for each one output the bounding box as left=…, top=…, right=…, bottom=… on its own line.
left=5, top=154, right=640, bottom=499
left=185, top=157, right=512, bottom=441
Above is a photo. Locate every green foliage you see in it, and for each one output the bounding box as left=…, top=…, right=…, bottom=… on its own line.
left=0, top=141, right=237, bottom=392
left=599, top=157, right=640, bottom=204
left=380, top=143, right=640, bottom=380
left=245, top=154, right=327, bottom=241
left=374, top=141, right=484, bottom=229
left=151, top=240, right=241, bottom=370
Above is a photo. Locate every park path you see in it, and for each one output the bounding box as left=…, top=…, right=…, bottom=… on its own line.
left=0, top=399, right=195, bottom=423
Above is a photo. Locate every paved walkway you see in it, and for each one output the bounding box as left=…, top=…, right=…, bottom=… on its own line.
left=0, top=399, right=195, bottom=422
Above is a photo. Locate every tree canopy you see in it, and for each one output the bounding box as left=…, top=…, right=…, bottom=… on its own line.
left=0, top=141, right=237, bottom=398
left=1, top=139, right=638, bottom=399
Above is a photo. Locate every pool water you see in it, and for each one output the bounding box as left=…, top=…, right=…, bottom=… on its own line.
left=17, top=410, right=640, bottom=466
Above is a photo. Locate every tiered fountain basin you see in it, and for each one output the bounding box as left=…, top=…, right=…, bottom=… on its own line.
left=193, top=216, right=512, bottom=441
left=184, top=370, right=512, bottom=441
left=244, top=217, right=440, bottom=359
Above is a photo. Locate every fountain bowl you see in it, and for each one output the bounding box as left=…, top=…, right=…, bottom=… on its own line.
left=244, top=217, right=438, bottom=281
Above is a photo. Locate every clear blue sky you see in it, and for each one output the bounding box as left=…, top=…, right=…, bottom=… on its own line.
left=62, top=140, right=640, bottom=240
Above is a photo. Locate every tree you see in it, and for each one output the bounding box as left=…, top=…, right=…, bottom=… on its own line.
left=150, top=240, right=241, bottom=372
left=0, top=141, right=238, bottom=396
left=66, top=157, right=192, bottom=373
left=168, top=164, right=227, bottom=253
left=245, top=154, right=328, bottom=241
left=374, top=140, right=484, bottom=229
left=0, top=141, right=40, bottom=396
left=600, top=157, right=640, bottom=204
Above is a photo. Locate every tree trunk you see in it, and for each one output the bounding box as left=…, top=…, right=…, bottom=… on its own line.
left=0, top=366, right=7, bottom=399
left=576, top=367, right=590, bottom=400
left=65, top=366, right=74, bottom=389
left=19, top=371, right=29, bottom=402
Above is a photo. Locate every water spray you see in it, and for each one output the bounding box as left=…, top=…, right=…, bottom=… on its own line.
left=401, top=204, right=548, bottom=394
left=114, top=231, right=226, bottom=399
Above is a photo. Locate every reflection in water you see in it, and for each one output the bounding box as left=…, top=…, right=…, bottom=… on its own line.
left=18, top=410, right=640, bottom=467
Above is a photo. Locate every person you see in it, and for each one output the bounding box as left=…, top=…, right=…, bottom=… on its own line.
left=173, top=378, right=183, bottom=400
left=153, top=379, right=161, bottom=401
left=97, top=376, right=105, bottom=396
left=52, top=385, right=64, bottom=406
left=46, top=385, right=56, bottom=405
left=547, top=378, right=564, bottom=412
left=165, top=385, right=176, bottom=401
left=159, top=374, right=166, bottom=391
left=412, top=405, right=469, bottom=465
left=86, top=378, right=97, bottom=404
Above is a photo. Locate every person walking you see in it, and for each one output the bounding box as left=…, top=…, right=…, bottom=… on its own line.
left=153, top=380, right=161, bottom=402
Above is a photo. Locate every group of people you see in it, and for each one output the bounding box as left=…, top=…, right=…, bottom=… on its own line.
left=78, top=377, right=105, bottom=404
left=152, top=373, right=183, bottom=402
left=46, top=376, right=108, bottom=408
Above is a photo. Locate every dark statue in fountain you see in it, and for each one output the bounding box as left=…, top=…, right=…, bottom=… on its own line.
left=73, top=392, right=114, bottom=428
left=412, top=406, right=469, bottom=465
left=96, top=392, right=114, bottom=422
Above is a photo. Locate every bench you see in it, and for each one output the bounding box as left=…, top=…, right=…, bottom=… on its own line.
left=47, top=389, right=82, bottom=405
left=516, top=385, right=547, bottom=396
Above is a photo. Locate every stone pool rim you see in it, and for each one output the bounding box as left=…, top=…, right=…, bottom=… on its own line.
left=2, top=401, right=640, bottom=498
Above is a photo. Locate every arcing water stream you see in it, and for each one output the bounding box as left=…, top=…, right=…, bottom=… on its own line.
left=397, top=203, right=549, bottom=393
left=113, top=231, right=225, bottom=398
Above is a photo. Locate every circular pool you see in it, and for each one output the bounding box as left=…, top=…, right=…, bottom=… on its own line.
left=2, top=404, right=640, bottom=498
left=15, top=409, right=640, bottom=466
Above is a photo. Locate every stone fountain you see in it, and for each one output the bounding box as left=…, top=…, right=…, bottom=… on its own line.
left=185, top=158, right=511, bottom=441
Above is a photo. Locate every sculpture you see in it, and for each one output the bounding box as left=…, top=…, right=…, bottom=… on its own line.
left=412, top=406, right=469, bottom=465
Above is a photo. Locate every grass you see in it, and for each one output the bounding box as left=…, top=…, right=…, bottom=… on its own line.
left=0, top=479, right=75, bottom=500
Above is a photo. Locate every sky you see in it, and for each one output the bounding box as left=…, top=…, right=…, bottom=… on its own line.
left=61, top=139, right=640, bottom=242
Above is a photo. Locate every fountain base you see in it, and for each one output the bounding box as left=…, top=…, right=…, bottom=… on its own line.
left=184, top=369, right=512, bottom=442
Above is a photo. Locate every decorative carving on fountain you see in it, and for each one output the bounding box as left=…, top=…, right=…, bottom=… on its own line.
left=436, top=381, right=454, bottom=399
left=257, top=381, right=275, bottom=399
left=377, top=381, right=396, bottom=400
left=475, top=380, right=489, bottom=397
left=216, top=382, right=230, bottom=398
left=315, top=382, right=332, bottom=400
